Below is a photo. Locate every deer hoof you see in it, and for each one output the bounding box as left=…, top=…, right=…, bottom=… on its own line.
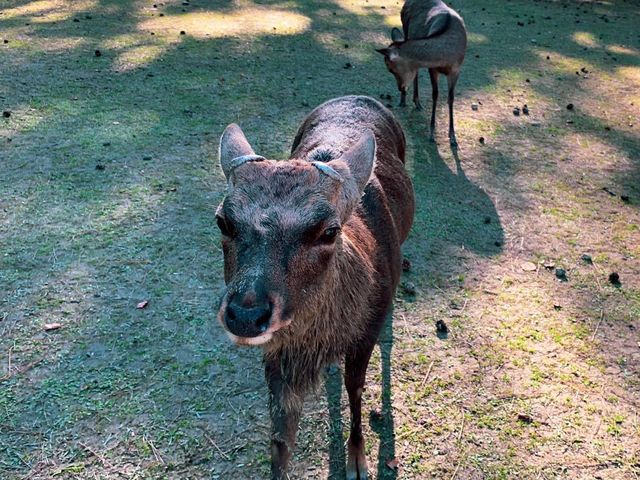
left=346, top=442, right=368, bottom=480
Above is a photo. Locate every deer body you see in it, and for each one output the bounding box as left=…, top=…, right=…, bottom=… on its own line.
left=216, top=96, right=415, bottom=479
left=378, top=0, right=467, bottom=146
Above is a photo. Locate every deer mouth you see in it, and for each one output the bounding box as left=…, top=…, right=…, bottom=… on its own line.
left=217, top=293, right=291, bottom=347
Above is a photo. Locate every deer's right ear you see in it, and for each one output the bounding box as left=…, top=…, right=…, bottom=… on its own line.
left=219, top=124, right=256, bottom=179
left=375, top=48, right=390, bottom=57
left=391, top=27, right=405, bottom=42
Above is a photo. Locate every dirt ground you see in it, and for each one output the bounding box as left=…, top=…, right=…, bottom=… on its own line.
left=1, top=0, right=639, bottom=478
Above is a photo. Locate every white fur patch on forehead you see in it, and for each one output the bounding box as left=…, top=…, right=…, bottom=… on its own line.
left=389, top=50, right=400, bottom=61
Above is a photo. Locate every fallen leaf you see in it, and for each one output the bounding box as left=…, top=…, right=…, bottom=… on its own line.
left=136, top=300, right=149, bottom=309
left=44, top=323, right=62, bottom=331
left=521, top=261, right=537, bottom=272
left=386, top=457, right=399, bottom=470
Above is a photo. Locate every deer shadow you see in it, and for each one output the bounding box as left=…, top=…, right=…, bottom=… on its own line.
left=325, top=309, right=397, bottom=480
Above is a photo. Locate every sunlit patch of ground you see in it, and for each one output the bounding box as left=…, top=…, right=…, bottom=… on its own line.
left=0, top=0, right=97, bottom=20
left=138, top=8, right=311, bottom=39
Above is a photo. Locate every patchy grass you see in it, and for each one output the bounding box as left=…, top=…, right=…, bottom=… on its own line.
left=1, top=0, right=639, bottom=479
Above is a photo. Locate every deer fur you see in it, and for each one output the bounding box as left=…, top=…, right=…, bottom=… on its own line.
left=377, top=0, right=467, bottom=146
left=216, top=96, right=415, bottom=479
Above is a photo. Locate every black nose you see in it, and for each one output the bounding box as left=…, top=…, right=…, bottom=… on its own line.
left=224, top=295, right=273, bottom=338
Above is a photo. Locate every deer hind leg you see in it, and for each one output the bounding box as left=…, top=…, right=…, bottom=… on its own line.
left=413, top=71, right=423, bottom=111
left=447, top=70, right=460, bottom=147
left=344, top=341, right=376, bottom=480
left=266, top=356, right=302, bottom=480
left=428, top=68, right=439, bottom=142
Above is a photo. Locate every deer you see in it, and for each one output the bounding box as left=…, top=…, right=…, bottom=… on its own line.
left=377, top=0, right=467, bottom=147
left=216, top=95, right=415, bottom=480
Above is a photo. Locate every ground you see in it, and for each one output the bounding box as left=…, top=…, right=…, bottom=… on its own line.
left=1, top=0, right=639, bottom=479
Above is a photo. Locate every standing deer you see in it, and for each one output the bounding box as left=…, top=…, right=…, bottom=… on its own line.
left=216, top=96, right=415, bottom=480
left=377, top=0, right=467, bottom=146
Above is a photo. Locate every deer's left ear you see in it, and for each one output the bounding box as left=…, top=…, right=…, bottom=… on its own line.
left=391, top=27, right=405, bottom=42
left=331, top=130, right=376, bottom=195
left=375, top=47, right=390, bottom=57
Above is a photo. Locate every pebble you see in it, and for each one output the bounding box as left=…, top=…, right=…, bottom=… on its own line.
left=609, top=272, right=620, bottom=285
left=566, top=103, right=574, bottom=110
left=2, top=110, right=10, bottom=118
left=522, top=104, right=529, bottom=115
left=471, top=103, right=478, bottom=111
left=435, top=320, right=449, bottom=334
left=479, top=136, right=485, bottom=144
left=402, top=258, right=411, bottom=272
left=513, top=107, right=521, bottom=116
left=581, top=254, right=593, bottom=264
left=401, top=281, right=416, bottom=295
left=555, top=268, right=567, bottom=280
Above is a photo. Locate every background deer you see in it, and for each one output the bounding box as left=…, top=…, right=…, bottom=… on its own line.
left=377, top=0, right=467, bottom=146
left=216, top=95, right=415, bottom=479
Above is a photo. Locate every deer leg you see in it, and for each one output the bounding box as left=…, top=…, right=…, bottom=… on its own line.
left=428, top=68, right=439, bottom=142
left=413, top=71, right=422, bottom=111
left=266, top=356, right=302, bottom=480
left=344, top=341, right=376, bottom=480
left=398, top=87, right=407, bottom=108
left=447, top=70, right=460, bottom=147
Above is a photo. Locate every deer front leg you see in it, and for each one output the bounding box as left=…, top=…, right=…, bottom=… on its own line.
left=428, top=68, right=439, bottom=143
left=413, top=71, right=423, bottom=111
left=345, top=342, right=376, bottom=480
left=398, top=86, right=407, bottom=108
left=266, top=356, right=302, bottom=480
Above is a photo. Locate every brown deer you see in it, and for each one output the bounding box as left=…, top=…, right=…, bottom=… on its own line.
left=216, top=96, right=415, bottom=480
left=377, top=0, right=467, bottom=146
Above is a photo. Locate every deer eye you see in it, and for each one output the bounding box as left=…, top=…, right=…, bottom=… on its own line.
left=318, top=227, right=340, bottom=244
left=216, top=215, right=236, bottom=238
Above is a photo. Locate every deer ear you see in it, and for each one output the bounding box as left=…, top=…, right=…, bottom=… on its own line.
left=219, top=124, right=256, bottom=179
left=391, top=27, right=405, bottom=42
left=375, top=47, right=390, bottom=57
left=333, top=130, right=376, bottom=195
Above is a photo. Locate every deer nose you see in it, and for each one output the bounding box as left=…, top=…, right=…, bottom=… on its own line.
left=224, top=294, right=273, bottom=338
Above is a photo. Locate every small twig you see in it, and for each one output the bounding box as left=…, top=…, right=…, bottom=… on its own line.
left=202, top=431, right=230, bottom=460
left=457, top=408, right=465, bottom=442
left=459, top=299, right=468, bottom=313
left=450, top=459, right=463, bottom=480
left=79, top=442, right=111, bottom=468
left=589, top=417, right=602, bottom=442
left=419, top=360, right=435, bottom=390
left=7, top=346, right=13, bottom=375
left=0, top=356, right=44, bottom=383
left=144, top=436, right=165, bottom=465
left=590, top=309, right=605, bottom=341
